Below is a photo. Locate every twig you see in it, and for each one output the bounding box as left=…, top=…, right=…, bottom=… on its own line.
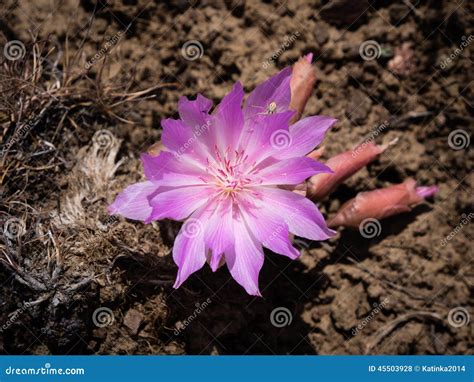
left=347, top=257, right=444, bottom=308
left=365, top=311, right=443, bottom=354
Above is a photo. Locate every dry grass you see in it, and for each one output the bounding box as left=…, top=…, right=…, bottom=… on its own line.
left=0, top=33, right=175, bottom=323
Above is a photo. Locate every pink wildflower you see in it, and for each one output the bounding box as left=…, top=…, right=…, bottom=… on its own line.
left=109, top=66, right=337, bottom=295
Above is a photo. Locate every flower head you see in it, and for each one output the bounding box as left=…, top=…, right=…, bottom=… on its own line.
left=109, top=66, right=337, bottom=295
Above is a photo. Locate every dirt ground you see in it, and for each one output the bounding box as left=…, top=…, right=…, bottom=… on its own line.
left=0, top=0, right=472, bottom=355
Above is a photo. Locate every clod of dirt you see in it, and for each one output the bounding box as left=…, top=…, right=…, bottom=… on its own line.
left=330, top=281, right=366, bottom=332
left=345, top=89, right=372, bottom=125
left=320, top=0, right=368, bottom=27
left=124, top=309, right=144, bottom=336
left=388, top=43, right=416, bottom=77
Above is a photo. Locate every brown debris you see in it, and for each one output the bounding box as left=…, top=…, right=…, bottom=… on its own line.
left=388, top=43, right=416, bottom=77
left=124, top=308, right=144, bottom=335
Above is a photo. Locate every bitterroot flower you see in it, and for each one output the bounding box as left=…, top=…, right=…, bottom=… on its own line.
left=109, top=66, right=337, bottom=295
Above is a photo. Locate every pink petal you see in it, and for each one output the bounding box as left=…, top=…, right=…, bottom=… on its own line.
left=196, top=94, right=213, bottom=112
left=274, top=116, right=337, bottom=160
left=255, top=157, right=332, bottom=185
left=108, top=181, right=158, bottom=221
left=416, top=185, right=438, bottom=199
left=161, top=118, right=210, bottom=162
left=172, top=215, right=207, bottom=288
left=243, top=67, right=292, bottom=119
left=225, top=212, right=263, bottom=296
left=240, top=111, right=295, bottom=164
left=238, top=193, right=299, bottom=259
left=148, top=186, right=213, bottom=222
left=256, top=187, right=335, bottom=240
left=208, top=251, right=225, bottom=272
left=203, top=198, right=234, bottom=267
left=178, top=94, right=213, bottom=128
left=141, top=152, right=208, bottom=186
left=213, top=82, right=245, bottom=149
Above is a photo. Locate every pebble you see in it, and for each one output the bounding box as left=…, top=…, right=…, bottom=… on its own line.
left=124, top=308, right=144, bottom=335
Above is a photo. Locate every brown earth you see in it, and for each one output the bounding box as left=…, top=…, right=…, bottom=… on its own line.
left=0, top=0, right=472, bottom=355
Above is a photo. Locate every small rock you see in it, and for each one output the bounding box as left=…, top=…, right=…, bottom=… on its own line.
left=123, top=308, right=144, bottom=335
left=387, top=43, right=416, bottom=77
left=382, top=71, right=399, bottom=90
left=330, top=282, right=364, bottom=331
left=367, top=283, right=385, bottom=299
left=315, top=22, right=329, bottom=46
left=92, top=327, right=108, bottom=340
left=413, top=220, right=429, bottom=237
left=445, top=82, right=459, bottom=98
left=346, top=63, right=364, bottom=81
left=320, top=0, right=367, bottom=27
left=389, top=3, right=411, bottom=24
left=319, top=315, right=333, bottom=335
left=346, top=89, right=372, bottom=125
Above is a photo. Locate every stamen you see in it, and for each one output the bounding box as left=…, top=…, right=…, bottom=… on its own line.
left=209, top=145, right=252, bottom=196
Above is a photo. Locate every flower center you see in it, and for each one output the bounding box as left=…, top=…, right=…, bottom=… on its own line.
left=206, top=145, right=251, bottom=196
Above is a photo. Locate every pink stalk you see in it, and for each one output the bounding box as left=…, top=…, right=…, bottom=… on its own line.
left=307, top=139, right=398, bottom=201
left=327, top=178, right=438, bottom=228
left=307, top=146, right=325, bottom=161
left=289, top=53, right=316, bottom=123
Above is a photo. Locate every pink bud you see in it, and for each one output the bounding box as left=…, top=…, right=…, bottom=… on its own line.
left=307, top=139, right=397, bottom=201
left=290, top=53, right=316, bottom=123
left=328, top=178, right=438, bottom=228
